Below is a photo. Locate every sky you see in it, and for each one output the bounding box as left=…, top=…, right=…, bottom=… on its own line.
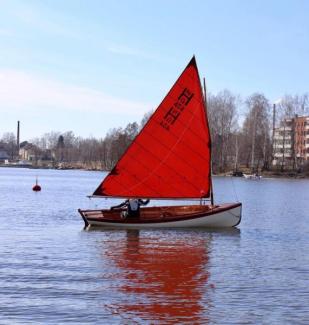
left=0, top=0, right=309, bottom=141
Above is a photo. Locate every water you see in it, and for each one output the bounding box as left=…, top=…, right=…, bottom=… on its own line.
left=0, top=168, right=309, bottom=324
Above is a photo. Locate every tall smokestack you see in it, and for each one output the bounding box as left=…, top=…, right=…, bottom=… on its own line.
left=17, top=121, right=20, bottom=151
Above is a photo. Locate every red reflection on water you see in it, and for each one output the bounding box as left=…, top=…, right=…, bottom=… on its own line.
left=104, top=230, right=211, bottom=323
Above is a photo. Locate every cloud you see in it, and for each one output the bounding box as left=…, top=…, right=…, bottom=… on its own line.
left=0, top=70, right=150, bottom=115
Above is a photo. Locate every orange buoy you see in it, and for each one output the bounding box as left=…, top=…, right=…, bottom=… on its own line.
left=32, top=177, right=41, bottom=192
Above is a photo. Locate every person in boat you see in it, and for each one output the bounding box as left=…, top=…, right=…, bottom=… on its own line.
left=111, top=198, right=150, bottom=218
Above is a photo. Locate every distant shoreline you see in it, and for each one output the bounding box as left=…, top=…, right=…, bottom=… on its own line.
left=1, top=164, right=309, bottom=179
left=0, top=164, right=108, bottom=172
left=215, top=170, right=309, bottom=179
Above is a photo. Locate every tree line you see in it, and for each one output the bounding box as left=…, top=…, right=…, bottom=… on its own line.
left=1, top=91, right=308, bottom=173
left=208, top=91, right=309, bottom=173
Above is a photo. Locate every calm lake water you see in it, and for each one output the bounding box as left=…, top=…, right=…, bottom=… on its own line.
left=0, top=167, right=309, bottom=324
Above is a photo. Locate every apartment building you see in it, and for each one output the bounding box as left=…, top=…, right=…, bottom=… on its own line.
left=272, top=115, right=309, bottom=168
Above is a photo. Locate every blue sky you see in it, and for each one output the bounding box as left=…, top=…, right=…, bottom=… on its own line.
left=0, top=0, right=308, bottom=141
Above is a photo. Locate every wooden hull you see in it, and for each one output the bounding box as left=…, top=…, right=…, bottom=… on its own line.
left=78, top=203, right=242, bottom=229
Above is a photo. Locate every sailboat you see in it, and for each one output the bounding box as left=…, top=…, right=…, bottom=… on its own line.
left=78, top=57, right=242, bottom=228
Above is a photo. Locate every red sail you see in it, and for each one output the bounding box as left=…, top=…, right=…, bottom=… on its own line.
left=93, top=57, right=211, bottom=199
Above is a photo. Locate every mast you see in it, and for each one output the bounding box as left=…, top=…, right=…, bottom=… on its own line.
left=272, top=104, right=276, bottom=157
left=250, top=108, right=257, bottom=173
left=203, top=78, right=214, bottom=205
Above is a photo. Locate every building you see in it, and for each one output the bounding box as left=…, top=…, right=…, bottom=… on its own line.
left=272, top=115, right=309, bottom=168
left=19, top=141, right=39, bottom=161
left=0, top=149, right=9, bottom=163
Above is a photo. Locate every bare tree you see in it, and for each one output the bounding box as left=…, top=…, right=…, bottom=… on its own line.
left=207, top=90, right=239, bottom=173
left=140, top=110, right=154, bottom=129
left=278, top=94, right=309, bottom=117
left=1, top=132, right=17, bottom=160
left=243, top=93, right=271, bottom=172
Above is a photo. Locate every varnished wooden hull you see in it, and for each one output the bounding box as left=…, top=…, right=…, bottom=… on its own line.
left=78, top=203, right=242, bottom=228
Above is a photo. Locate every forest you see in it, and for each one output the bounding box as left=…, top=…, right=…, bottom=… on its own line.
left=1, top=91, right=309, bottom=174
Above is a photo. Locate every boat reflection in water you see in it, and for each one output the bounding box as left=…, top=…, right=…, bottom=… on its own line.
left=98, top=229, right=219, bottom=323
